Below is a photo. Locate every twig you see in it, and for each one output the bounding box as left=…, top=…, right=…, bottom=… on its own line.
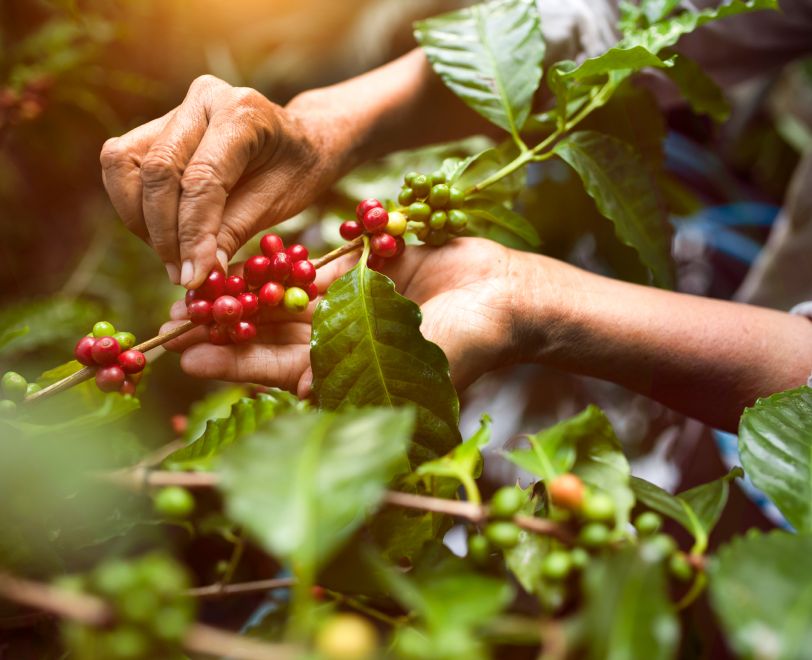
left=311, top=236, right=363, bottom=269
left=381, top=490, right=485, bottom=523
left=184, top=623, right=299, bottom=660
left=97, top=467, right=221, bottom=491
left=184, top=577, right=297, bottom=600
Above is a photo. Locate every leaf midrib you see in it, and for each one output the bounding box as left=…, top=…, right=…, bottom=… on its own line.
left=358, top=258, right=394, bottom=408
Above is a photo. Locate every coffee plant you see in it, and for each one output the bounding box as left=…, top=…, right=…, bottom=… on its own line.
left=2, top=0, right=808, bottom=659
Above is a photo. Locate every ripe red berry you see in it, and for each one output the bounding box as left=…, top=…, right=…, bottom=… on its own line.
left=171, top=414, right=188, bottom=435
left=286, top=244, right=309, bottom=263
left=288, top=260, right=316, bottom=287
left=367, top=253, right=386, bottom=271
left=260, top=233, right=285, bottom=258
left=363, top=207, right=389, bottom=234
left=74, top=337, right=97, bottom=366
left=305, top=283, right=318, bottom=302
left=212, top=296, right=243, bottom=326
left=118, top=350, right=146, bottom=374
left=371, top=233, right=397, bottom=258
left=186, top=288, right=205, bottom=306
left=237, top=292, right=259, bottom=317
left=188, top=299, right=213, bottom=325
left=269, top=252, right=292, bottom=283
left=392, top=235, right=406, bottom=259
left=224, top=276, right=247, bottom=297
left=120, top=377, right=136, bottom=397
left=259, top=281, right=285, bottom=307
left=243, top=255, right=271, bottom=287
left=96, top=364, right=125, bottom=393
left=227, top=320, right=257, bottom=345
left=340, top=220, right=363, bottom=241
left=209, top=324, right=232, bottom=346
left=91, top=336, right=121, bottom=366
left=356, top=198, right=382, bottom=222
left=197, top=270, right=226, bottom=301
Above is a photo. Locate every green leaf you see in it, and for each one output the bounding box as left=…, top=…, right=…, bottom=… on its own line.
left=738, top=385, right=812, bottom=533
left=553, top=131, right=673, bottom=288
left=0, top=327, right=29, bottom=354
left=218, top=408, right=413, bottom=566
left=639, top=0, right=682, bottom=24
left=564, top=46, right=674, bottom=81
left=414, top=0, right=545, bottom=144
left=439, top=148, right=501, bottom=185
left=708, top=531, right=812, bottom=660
left=630, top=467, right=743, bottom=553
left=0, top=297, right=101, bottom=356
left=581, top=546, right=680, bottom=660
left=310, top=242, right=462, bottom=467
left=181, top=385, right=251, bottom=444
left=163, top=392, right=307, bottom=472
left=463, top=198, right=541, bottom=246
left=503, top=485, right=550, bottom=595
left=660, top=52, right=730, bottom=123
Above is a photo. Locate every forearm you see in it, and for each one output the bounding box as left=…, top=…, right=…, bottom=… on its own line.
left=513, top=254, right=812, bottom=432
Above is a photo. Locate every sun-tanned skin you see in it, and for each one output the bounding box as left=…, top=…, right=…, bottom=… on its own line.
left=101, top=48, right=812, bottom=434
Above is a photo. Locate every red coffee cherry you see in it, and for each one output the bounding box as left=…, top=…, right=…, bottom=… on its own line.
left=209, top=324, right=232, bottom=346
left=118, top=350, right=146, bottom=374
left=371, top=233, right=397, bottom=258
left=286, top=244, right=309, bottom=263
left=224, top=276, right=247, bottom=297
left=340, top=220, right=363, bottom=241
left=244, top=255, right=271, bottom=288
left=259, top=281, right=285, bottom=307
left=171, top=414, right=188, bottom=435
left=212, top=295, right=243, bottom=326
left=367, top=253, right=386, bottom=271
left=356, top=198, right=382, bottom=222
left=548, top=474, right=585, bottom=512
left=188, top=299, right=213, bottom=325
left=186, top=288, right=205, bottom=306
left=363, top=207, right=389, bottom=234
left=260, top=233, right=285, bottom=258
left=392, top=235, right=406, bottom=259
left=237, top=292, right=259, bottom=317
left=305, top=283, right=318, bottom=302
left=269, top=252, right=292, bottom=283
left=91, top=336, right=121, bottom=366
left=120, top=377, right=136, bottom=397
left=227, top=321, right=257, bottom=345
left=288, top=260, right=316, bottom=287
left=74, top=337, right=97, bottom=366
left=197, top=270, right=226, bottom=301
left=95, top=364, right=125, bottom=393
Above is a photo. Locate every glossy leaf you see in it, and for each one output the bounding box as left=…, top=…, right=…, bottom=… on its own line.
left=564, top=46, right=673, bottom=82
left=439, top=148, right=501, bottom=185
left=639, top=0, right=681, bottom=24
left=631, top=467, right=743, bottom=553
left=0, top=296, right=100, bottom=356
left=0, top=327, right=29, bottom=353
left=708, top=531, right=812, bottom=660
left=414, top=0, right=545, bottom=143
left=661, top=52, right=730, bottom=122
left=554, top=131, right=673, bottom=288
left=310, top=242, right=462, bottom=466
left=738, top=386, right=812, bottom=532
left=463, top=198, right=541, bottom=246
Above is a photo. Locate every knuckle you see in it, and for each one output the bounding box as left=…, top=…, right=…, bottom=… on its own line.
left=140, top=145, right=183, bottom=187
left=191, top=74, right=226, bottom=92
left=180, top=162, right=225, bottom=199
left=100, top=138, right=131, bottom=171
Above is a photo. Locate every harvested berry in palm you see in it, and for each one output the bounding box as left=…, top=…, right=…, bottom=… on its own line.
left=305, top=282, right=318, bottom=302
left=74, top=337, right=98, bottom=366
left=398, top=187, right=416, bottom=206
left=355, top=198, right=382, bottom=222
left=243, top=255, right=271, bottom=287
left=288, top=260, right=316, bottom=287
left=228, top=320, right=257, bottom=345
left=237, top=292, right=259, bottom=317
left=224, top=276, right=246, bottom=297
left=371, top=233, right=397, bottom=258
left=187, top=299, right=213, bottom=325
left=283, top=287, right=310, bottom=314
left=120, top=377, right=136, bottom=397
left=367, top=253, right=386, bottom=271
left=259, top=281, right=285, bottom=307
left=91, top=336, right=121, bottom=365
left=411, top=174, right=431, bottom=199
left=269, top=252, right=292, bottom=283
left=286, top=244, right=309, bottom=263
left=185, top=288, right=204, bottom=306
left=385, top=211, right=407, bottom=236
left=429, top=184, right=450, bottom=208
left=448, top=187, right=464, bottom=209
left=96, top=364, right=125, bottom=393
left=118, top=350, right=146, bottom=374
left=392, top=236, right=406, bottom=259
left=427, top=229, right=448, bottom=246
left=408, top=202, right=431, bottom=222
left=209, top=324, right=232, bottom=345
left=447, top=209, right=468, bottom=234
left=212, top=296, right=243, bottom=326
left=363, top=207, right=389, bottom=233
left=430, top=210, right=447, bottom=230
left=340, top=220, right=363, bottom=241
left=260, top=233, right=285, bottom=258
left=197, top=269, right=226, bottom=300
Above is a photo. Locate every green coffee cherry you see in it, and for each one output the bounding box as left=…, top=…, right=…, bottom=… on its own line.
left=2, top=372, right=27, bottom=402
left=467, top=534, right=491, bottom=563
left=491, top=487, right=524, bottom=518
left=121, top=588, right=159, bottom=622
left=106, top=626, right=149, bottom=659
left=398, top=187, right=416, bottom=207
left=411, top=175, right=431, bottom=199
left=429, top=171, right=447, bottom=186
left=408, top=202, right=432, bottom=223
left=645, top=534, right=678, bottom=561
left=25, top=383, right=42, bottom=396
left=153, top=486, right=195, bottom=518
left=668, top=552, right=693, bottom=581
left=429, top=210, right=447, bottom=230
left=447, top=210, right=468, bottom=234
left=154, top=605, right=189, bottom=641
left=583, top=491, right=615, bottom=522
left=113, top=332, right=136, bottom=351
left=542, top=551, right=573, bottom=580
left=93, top=560, right=139, bottom=596
left=485, top=521, right=521, bottom=549
left=416, top=223, right=432, bottom=242
left=426, top=229, right=448, bottom=247
left=93, top=321, right=116, bottom=338
left=0, top=399, right=17, bottom=419
left=404, top=171, right=420, bottom=187
left=447, top=187, right=465, bottom=209
left=283, top=287, right=310, bottom=315
left=570, top=547, right=589, bottom=570
left=634, top=511, right=662, bottom=537
left=428, top=184, right=450, bottom=208
left=579, top=523, right=611, bottom=548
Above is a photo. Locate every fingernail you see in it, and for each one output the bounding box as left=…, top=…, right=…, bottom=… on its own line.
left=217, top=249, right=229, bottom=274
left=181, top=260, right=194, bottom=287
left=165, top=263, right=180, bottom=285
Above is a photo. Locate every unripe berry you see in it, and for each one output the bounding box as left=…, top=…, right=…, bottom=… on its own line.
left=187, top=299, right=213, bottom=325
left=154, top=486, right=195, bottom=518
left=367, top=253, right=386, bottom=271
left=209, top=324, right=232, bottom=346
left=237, top=292, right=259, bottom=317
left=385, top=211, right=407, bottom=236
left=669, top=552, right=693, bottom=581
left=259, top=281, right=285, bottom=307
left=448, top=187, right=465, bottom=209
left=491, top=487, right=524, bottom=518
left=429, top=184, right=450, bottom=208
left=26, top=383, right=41, bottom=396
left=283, top=287, right=309, bottom=314
left=634, top=512, right=662, bottom=537
left=0, top=400, right=17, bottom=419
left=212, top=296, right=243, bottom=326
left=340, top=220, right=364, bottom=241
left=118, top=350, right=146, bottom=374
left=398, top=188, right=416, bottom=206
left=305, top=283, right=319, bottom=302
left=429, top=210, right=447, bottom=230
left=315, top=613, right=378, bottom=660
left=95, top=364, right=125, bottom=392
left=416, top=223, right=431, bottom=242
left=75, top=337, right=98, bottom=366
left=93, top=321, right=115, bottom=338
left=243, top=255, right=271, bottom=287
left=542, top=551, right=573, bottom=580
left=485, top=522, right=521, bottom=549
left=288, top=260, right=316, bottom=287
left=185, top=288, right=204, bottom=306
left=363, top=207, right=389, bottom=234
left=404, top=171, right=420, bottom=187
left=570, top=547, right=589, bottom=569
left=407, top=202, right=431, bottom=222
left=260, top=233, right=285, bottom=258
left=228, top=320, right=257, bottom=345
left=113, top=332, right=136, bottom=351
left=2, top=372, right=27, bottom=402
left=224, top=276, right=247, bottom=297
left=355, top=198, right=382, bottom=222
left=269, top=252, right=292, bottom=283
left=468, top=534, right=491, bottom=564
left=578, top=522, right=610, bottom=548
left=644, top=534, right=677, bottom=561
left=411, top=174, right=431, bottom=198
left=429, top=170, right=447, bottom=185
left=392, top=236, right=406, bottom=259
left=426, top=229, right=448, bottom=246
left=286, top=244, right=309, bottom=263
left=447, top=210, right=468, bottom=234
left=371, top=233, right=397, bottom=258
left=583, top=491, right=615, bottom=522
left=197, top=269, right=226, bottom=300
left=120, top=377, right=136, bottom=397
left=548, top=474, right=584, bottom=512
left=91, top=336, right=121, bottom=366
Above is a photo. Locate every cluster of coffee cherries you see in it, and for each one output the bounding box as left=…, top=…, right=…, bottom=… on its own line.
left=398, top=170, right=467, bottom=247
left=73, top=322, right=146, bottom=396
left=0, top=371, right=41, bottom=418
left=339, top=199, right=407, bottom=271
left=186, top=235, right=317, bottom=346
left=58, top=553, right=195, bottom=660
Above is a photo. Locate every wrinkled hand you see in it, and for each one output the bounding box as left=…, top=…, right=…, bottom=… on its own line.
left=159, top=238, right=521, bottom=398
left=100, top=75, right=341, bottom=289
